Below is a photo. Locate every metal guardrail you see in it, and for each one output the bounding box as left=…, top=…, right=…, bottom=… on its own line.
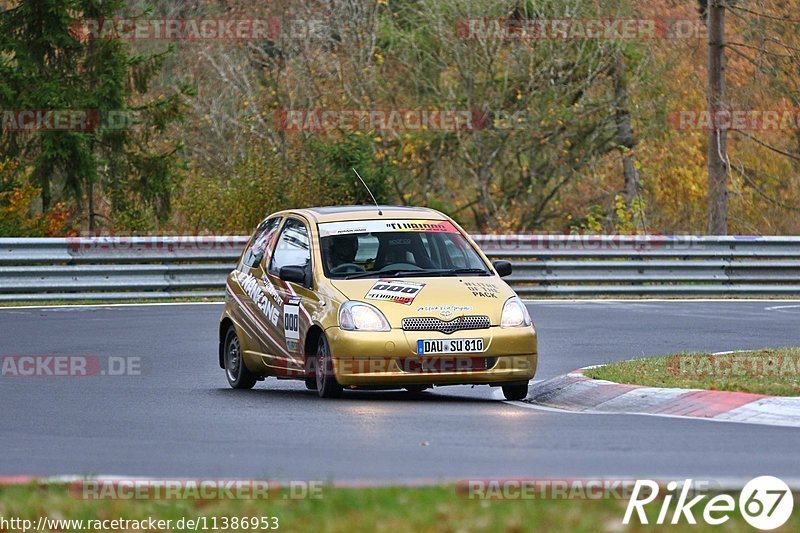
left=0, top=235, right=799, bottom=300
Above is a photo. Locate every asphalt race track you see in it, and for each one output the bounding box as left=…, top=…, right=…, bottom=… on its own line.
left=1, top=301, right=799, bottom=482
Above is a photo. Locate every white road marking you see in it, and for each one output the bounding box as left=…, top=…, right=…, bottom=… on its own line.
left=765, top=304, right=800, bottom=313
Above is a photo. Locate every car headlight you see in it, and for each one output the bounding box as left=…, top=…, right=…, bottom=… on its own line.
left=500, top=297, right=532, bottom=328
left=339, top=302, right=391, bottom=332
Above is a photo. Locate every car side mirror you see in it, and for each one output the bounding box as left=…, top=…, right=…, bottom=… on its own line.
left=279, top=265, right=307, bottom=286
left=492, top=260, right=513, bottom=278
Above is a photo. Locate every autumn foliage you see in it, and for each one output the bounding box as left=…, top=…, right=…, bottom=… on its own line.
left=1, top=0, right=799, bottom=236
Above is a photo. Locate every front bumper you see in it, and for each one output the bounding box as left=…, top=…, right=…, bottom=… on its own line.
left=325, top=325, right=538, bottom=387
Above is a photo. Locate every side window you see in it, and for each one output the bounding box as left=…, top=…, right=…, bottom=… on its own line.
left=242, top=217, right=281, bottom=269
left=268, top=219, right=312, bottom=275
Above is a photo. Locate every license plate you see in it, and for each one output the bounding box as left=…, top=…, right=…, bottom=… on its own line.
left=417, top=338, right=484, bottom=355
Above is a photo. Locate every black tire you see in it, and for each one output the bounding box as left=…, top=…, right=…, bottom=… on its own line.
left=405, top=385, right=429, bottom=393
left=305, top=377, right=318, bottom=390
left=223, top=325, right=257, bottom=389
left=304, top=352, right=317, bottom=390
left=315, top=333, right=342, bottom=398
left=502, top=382, right=529, bottom=401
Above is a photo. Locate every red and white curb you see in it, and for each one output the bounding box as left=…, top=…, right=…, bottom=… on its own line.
left=520, top=367, right=800, bottom=428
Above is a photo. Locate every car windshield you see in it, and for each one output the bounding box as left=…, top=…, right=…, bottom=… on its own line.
left=318, top=219, right=490, bottom=279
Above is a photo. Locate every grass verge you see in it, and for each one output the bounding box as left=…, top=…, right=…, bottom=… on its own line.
left=585, top=348, right=800, bottom=396
left=1, top=483, right=798, bottom=532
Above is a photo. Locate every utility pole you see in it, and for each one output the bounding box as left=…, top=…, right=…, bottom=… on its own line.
left=707, top=0, right=728, bottom=234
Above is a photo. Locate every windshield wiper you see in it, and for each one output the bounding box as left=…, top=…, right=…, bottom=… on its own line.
left=344, top=269, right=429, bottom=280
left=344, top=268, right=490, bottom=280
left=439, top=268, right=490, bottom=276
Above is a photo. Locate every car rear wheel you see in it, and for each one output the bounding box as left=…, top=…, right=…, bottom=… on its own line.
left=224, top=325, right=257, bottom=389
left=315, top=333, right=342, bottom=398
left=502, top=382, right=529, bottom=401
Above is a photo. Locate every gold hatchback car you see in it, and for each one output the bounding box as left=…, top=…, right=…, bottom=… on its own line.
left=218, top=206, right=537, bottom=399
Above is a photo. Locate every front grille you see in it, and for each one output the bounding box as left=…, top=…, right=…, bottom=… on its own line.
left=402, top=315, right=491, bottom=334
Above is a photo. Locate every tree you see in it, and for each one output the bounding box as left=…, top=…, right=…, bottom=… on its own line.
left=706, top=0, right=728, bottom=234
left=0, top=0, right=86, bottom=212
left=382, top=0, right=630, bottom=231
left=0, top=0, right=190, bottom=230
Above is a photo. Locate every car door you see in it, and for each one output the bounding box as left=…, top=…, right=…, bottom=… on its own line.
left=264, top=217, right=318, bottom=377
left=231, top=216, right=283, bottom=367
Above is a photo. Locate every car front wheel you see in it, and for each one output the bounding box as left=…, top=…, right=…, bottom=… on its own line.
left=502, top=382, right=529, bottom=401
left=315, top=333, right=342, bottom=398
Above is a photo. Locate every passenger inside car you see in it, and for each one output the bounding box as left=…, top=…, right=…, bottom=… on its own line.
left=374, top=233, right=434, bottom=270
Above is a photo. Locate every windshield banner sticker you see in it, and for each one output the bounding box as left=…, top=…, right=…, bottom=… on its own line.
left=365, top=279, right=425, bottom=305
left=319, top=219, right=458, bottom=237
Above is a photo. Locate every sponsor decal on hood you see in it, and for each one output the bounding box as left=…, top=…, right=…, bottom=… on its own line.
left=365, top=279, right=425, bottom=305
left=464, top=281, right=501, bottom=299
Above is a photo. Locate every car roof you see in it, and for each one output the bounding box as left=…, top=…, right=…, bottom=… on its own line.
left=274, top=205, right=450, bottom=223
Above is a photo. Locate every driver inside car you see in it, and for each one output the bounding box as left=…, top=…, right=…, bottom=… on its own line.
left=325, top=234, right=360, bottom=272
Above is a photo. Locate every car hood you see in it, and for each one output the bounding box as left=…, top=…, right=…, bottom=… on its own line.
left=328, top=276, right=516, bottom=326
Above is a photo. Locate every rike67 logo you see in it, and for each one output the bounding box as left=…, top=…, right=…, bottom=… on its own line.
left=624, top=477, right=794, bottom=530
